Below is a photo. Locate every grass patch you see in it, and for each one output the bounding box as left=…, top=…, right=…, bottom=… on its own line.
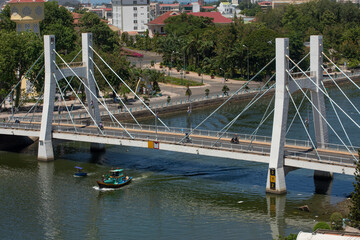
left=161, top=76, right=203, bottom=86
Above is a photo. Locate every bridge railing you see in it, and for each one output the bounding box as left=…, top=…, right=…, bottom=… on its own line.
left=0, top=121, right=356, bottom=165
left=49, top=124, right=356, bottom=165
left=8, top=118, right=359, bottom=155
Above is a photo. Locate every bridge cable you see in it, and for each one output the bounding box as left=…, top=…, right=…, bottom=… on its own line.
left=286, top=89, right=309, bottom=136
left=322, top=53, right=360, bottom=92
left=218, top=74, right=275, bottom=134
left=89, top=69, right=117, bottom=127
left=321, top=65, right=360, bottom=116
left=53, top=60, right=105, bottom=135
left=53, top=73, right=78, bottom=132
left=90, top=46, right=170, bottom=131
left=217, top=53, right=310, bottom=138
left=211, top=83, right=276, bottom=147
left=247, top=95, right=275, bottom=149
left=287, top=70, right=358, bottom=161
left=60, top=50, right=83, bottom=114
left=53, top=51, right=134, bottom=139
left=321, top=81, right=355, bottom=152
left=14, top=64, right=45, bottom=114
left=60, top=49, right=82, bottom=94
left=178, top=57, right=276, bottom=143
left=287, top=56, right=360, bottom=129
left=21, top=85, right=44, bottom=123
left=0, top=52, right=44, bottom=112
left=90, top=57, right=141, bottom=128
left=286, top=86, right=321, bottom=160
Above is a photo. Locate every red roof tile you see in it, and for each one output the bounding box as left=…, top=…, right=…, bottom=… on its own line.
left=8, top=0, right=45, bottom=3
left=159, top=3, right=180, bottom=7
left=148, top=11, right=180, bottom=25
left=201, top=6, right=216, bottom=9
left=148, top=11, right=232, bottom=25
left=188, top=12, right=232, bottom=23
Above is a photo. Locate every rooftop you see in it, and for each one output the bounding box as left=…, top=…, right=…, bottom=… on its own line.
left=148, top=11, right=232, bottom=25
left=7, top=0, right=45, bottom=3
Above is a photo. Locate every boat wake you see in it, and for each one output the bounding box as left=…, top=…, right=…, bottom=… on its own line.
left=92, top=186, right=121, bottom=191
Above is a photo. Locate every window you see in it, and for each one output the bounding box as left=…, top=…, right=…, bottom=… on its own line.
left=133, top=0, right=137, bottom=4
left=134, top=26, right=138, bottom=30
left=134, top=20, right=137, bottom=23
left=133, top=7, right=137, bottom=10
left=134, top=13, right=137, bottom=17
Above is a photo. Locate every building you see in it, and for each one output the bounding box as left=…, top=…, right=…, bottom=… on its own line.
left=112, top=0, right=150, bottom=32
left=8, top=0, right=45, bottom=34
left=149, top=2, right=160, bottom=20
left=147, top=11, right=232, bottom=37
left=258, top=1, right=272, bottom=10
left=8, top=0, right=45, bottom=96
left=217, top=2, right=236, bottom=15
left=159, top=3, right=180, bottom=15
left=272, top=0, right=311, bottom=8
left=89, top=7, right=112, bottom=20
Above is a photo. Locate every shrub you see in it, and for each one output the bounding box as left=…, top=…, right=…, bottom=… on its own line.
left=313, top=222, right=330, bottom=231
left=330, top=212, right=343, bottom=230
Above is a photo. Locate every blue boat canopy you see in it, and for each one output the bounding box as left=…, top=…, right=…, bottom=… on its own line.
left=75, top=166, right=83, bottom=170
left=109, top=169, right=123, bottom=173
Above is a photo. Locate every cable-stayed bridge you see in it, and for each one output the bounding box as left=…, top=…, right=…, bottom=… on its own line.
left=0, top=33, right=359, bottom=194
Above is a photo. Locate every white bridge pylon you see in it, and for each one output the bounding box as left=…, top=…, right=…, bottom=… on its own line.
left=38, top=33, right=102, bottom=161
left=266, top=36, right=329, bottom=194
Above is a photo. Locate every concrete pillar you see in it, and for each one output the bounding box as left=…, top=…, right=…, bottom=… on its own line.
left=310, top=36, right=331, bottom=181
left=314, top=170, right=333, bottom=194
left=310, top=35, right=328, bottom=149
left=38, top=35, right=56, bottom=161
left=266, top=38, right=289, bottom=194
left=82, top=33, right=104, bottom=152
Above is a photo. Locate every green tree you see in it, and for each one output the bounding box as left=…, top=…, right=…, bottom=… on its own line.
left=0, top=5, right=16, bottom=32
left=313, top=222, right=330, bottom=231
left=222, top=85, right=229, bottom=96
left=349, top=149, right=360, bottom=229
left=0, top=31, right=43, bottom=107
left=330, top=212, right=343, bottom=230
left=79, top=12, right=120, bottom=52
left=40, top=1, right=77, bottom=52
left=185, top=84, right=192, bottom=100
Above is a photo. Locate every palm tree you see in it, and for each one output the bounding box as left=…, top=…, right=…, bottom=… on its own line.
left=185, top=84, right=192, bottom=100
left=222, top=85, right=230, bottom=96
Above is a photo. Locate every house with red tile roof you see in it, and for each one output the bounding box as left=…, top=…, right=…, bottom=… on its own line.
left=146, top=11, right=232, bottom=37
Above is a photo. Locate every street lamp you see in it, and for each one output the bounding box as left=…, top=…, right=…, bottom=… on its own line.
left=220, top=67, right=225, bottom=84
left=243, top=45, right=249, bottom=81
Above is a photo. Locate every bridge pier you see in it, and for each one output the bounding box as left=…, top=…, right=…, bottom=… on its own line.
left=266, top=38, right=289, bottom=194
left=82, top=33, right=105, bottom=153
left=314, top=170, right=333, bottom=194
left=38, top=35, right=56, bottom=161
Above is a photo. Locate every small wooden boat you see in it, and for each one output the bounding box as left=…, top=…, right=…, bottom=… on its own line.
left=74, top=166, right=87, bottom=177
left=97, top=169, right=132, bottom=189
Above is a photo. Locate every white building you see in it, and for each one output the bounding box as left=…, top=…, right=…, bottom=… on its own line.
left=112, top=0, right=149, bottom=32
left=217, top=2, right=236, bottom=15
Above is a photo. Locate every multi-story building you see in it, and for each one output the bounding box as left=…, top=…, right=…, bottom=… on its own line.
left=159, top=3, right=180, bottom=15
left=217, top=2, right=235, bottom=15
left=8, top=0, right=45, bottom=34
left=149, top=2, right=160, bottom=20
left=112, top=0, right=150, bottom=32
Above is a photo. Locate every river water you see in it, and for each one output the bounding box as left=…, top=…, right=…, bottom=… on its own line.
left=0, top=84, right=359, bottom=239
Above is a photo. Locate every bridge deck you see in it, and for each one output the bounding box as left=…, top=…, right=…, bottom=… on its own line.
left=0, top=121, right=357, bottom=175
